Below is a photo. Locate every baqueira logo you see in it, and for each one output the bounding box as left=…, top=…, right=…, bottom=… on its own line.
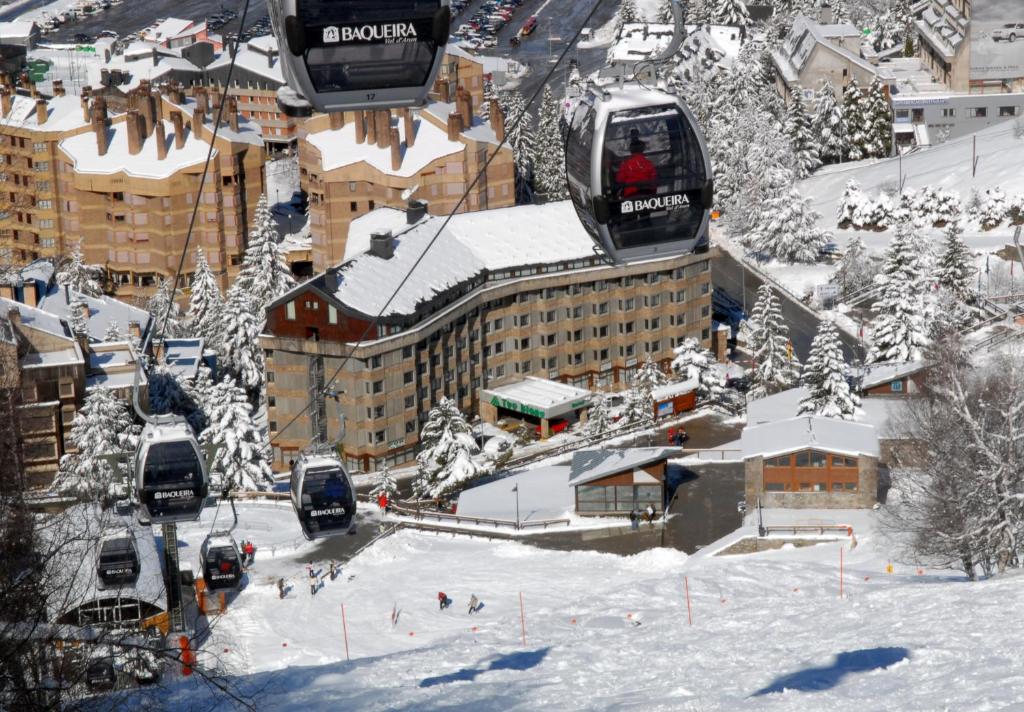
left=621, top=193, right=687, bottom=215
left=154, top=489, right=194, bottom=500
left=104, top=568, right=133, bottom=576
left=312, top=507, right=344, bottom=517
left=339, top=22, right=418, bottom=44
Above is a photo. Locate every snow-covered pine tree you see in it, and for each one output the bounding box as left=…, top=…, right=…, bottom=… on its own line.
left=748, top=171, right=831, bottom=263
left=235, top=194, right=295, bottom=313
left=369, top=465, right=398, bottom=501
left=182, top=364, right=216, bottom=433
left=656, top=0, right=675, bottom=23
left=868, top=221, right=929, bottom=363
left=478, top=76, right=497, bottom=121
left=200, top=378, right=273, bottom=491
left=933, top=189, right=962, bottom=226
left=146, top=277, right=185, bottom=341
left=812, top=82, right=845, bottom=164
left=624, top=356, right=667, bottom=429
left=863, top=77, right=892, bottom=158
left=53, top=388, right=139, bottom=502
left=713, top=0, right=750, bottom=29
left=615, top=0, right=640, bottom=33
left=413, top=397, right=481, bottom=498
left=56, top=241, right=103, bottom=296
left=836, top=179, right=866, bottom=227
left=218, top=289, right=266, bottom=401
left=67, top=298, right=89, bottom=340
left=746, top=285, right=798, bottom=399
left=797, top=318, right=858, bottom=419
left=832, top=236, right=879, bottom=299
left=103, top=320, right=121, bottom=342
left=842, top=77, right=867, bottom=161
left=532, top=86, right=568, bottom=201
left=785, top=92, right=821, bottom=179
left=978, top=188, right=1008, bottom=229
left=686, top=0, right=713, bottom=25
left=498, top=90, right=535, bottom=197
left=934, top=220, right=975, bottom=304
left=671, top=337, right=724, bottom=403
left=582, top=391, right=615, bottom=440
left=187, top=247, right=225, bottom=349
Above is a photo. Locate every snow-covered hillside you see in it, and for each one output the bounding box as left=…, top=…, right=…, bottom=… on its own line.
left=135, top=505, right=1024, bottom=710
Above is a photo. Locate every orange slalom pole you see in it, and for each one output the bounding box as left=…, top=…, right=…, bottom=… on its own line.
left=519, top=592, right=527, bottom=646
left=341, top=603, right=350, bottom=661
left=684, top=576, right=693, bottom=626
left=840, top=547, right=844, bottom=599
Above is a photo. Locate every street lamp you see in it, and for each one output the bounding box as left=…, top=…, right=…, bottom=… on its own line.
left=512, top=484, right=520, bottom=530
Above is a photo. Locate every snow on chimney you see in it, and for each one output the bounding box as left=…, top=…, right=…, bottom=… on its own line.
left=35, top=99, right=46, bottom=125
left=196, top=88, right=208, bottom=115
left=390, top=128, right=401, bottom=171
left=447, top=112, right=462, bottom=141
left=80, top=94, right=90, bottom=122
left=354, top=110, right=366, bottom=143
left=155, top=120, right=167, bottom=159
left=151, top=88, right=163, bottom=123
left=171, top=110, right=185, bottom=149
left=53, top=79, right=65, bottom=97
left=369, top=230, right=394, bottom=259
left=402, top=108, right=414, bottom=148
left=126, top=109, right=142, bottom=155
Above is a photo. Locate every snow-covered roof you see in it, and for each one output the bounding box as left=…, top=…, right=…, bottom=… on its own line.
left=747, top=386, right=909, bottom=442
left=482, top=377, right=591, bottom=420
left=456, top=464, right=573, bottom=521
left=88, top=344, right=133, bottom=370
left=610, top=22, right=741, bottom=67
left=0, top=295, right=71, bottom=338
left=0, top=94, right=91, bottom=133
left=38, top=284, right=150, bottom=344
left=568, top=448, right=673, bottom=487
left=162, top=338, right=204, bottom=381
left=318, top=201, right=601, bottom=318
left=742, top=416, right=880, bottom=459
left=22, top=347, right=81, bottom=368
left=142, top=17, right=197, bottom=42
left=650, top=378, right=698, bottom=402
left=86, top=50, right=201, bottom=92
left=775, top=15, right=879, bottom=86
left=86, top=369, right=138, bottom=391
left=860, top=360, right=931, bottom=390
left=45, top=505, right=165, bottom=621
left=307, top=106, right=463, bottom=177
left=19, top=259, right=55, bottom=285
left=424, top=101, right=501, bottom=146
left=0, top=21, right=37, bottom=40
left=207, top=37, right=283, bottom=84
left=165, top=97, right=264, bottom=148
left=344, top=207, right=412, bottom=260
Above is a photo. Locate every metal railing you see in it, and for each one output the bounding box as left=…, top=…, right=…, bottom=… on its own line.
left=676, top=448, right=743, bottom=461
left=763, top=524, right=853, bottom=536
left=387, top=502, right=569, bottom=531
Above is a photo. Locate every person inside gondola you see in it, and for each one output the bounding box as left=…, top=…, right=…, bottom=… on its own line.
left=323, top=474, right=346, bottom=503
left=615, top=129, right=657, bottom=200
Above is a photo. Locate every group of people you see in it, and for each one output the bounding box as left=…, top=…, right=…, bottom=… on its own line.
left=438, top=591, right=482, bottom=615
left=667, top=427, right=688, bottom=447
left=376, top=492, right=391, bottom=513
left=629, top=505, right=658, bottom=530
left=275, top=560, right=341, bottom=599
left=239, top=539, right=256, bottom=567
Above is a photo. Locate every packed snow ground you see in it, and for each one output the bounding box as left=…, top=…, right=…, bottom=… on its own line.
left=137, top=502, right=1024, bottom=710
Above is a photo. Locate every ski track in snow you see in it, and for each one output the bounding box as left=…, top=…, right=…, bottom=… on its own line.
left=128, top=504, right=1024, bottom=711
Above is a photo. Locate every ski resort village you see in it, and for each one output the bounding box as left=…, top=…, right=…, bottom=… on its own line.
left=4, top=0, right=1024, bottom=708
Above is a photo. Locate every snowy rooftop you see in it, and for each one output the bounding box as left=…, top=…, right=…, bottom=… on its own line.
left=142, top=17, right=199, bottom=42
left=424, top=101, right=501, bottom=146
left=22, top=347, right=81, bottom=368
left=86, top=49, right=201, bottom=92
left=166, top=97, right=265, bottom=148
left=0, top=21, right=36, bottom=40
left=860, top=361, right=931, bottom=390
left=0, top=295, right=71, bottom=338
left=162, top=338, right=204, bottom=381
left=300, top=201, right=601, bottom=319
left=86, top=369, right=139, bottom=391
left=747, top=386, right=910, bottom=441
left=88, top=344, right=133, bottom=370
left=0, top=94, right=92, bottom=133
left=207, top=37, right=284, bottom=84
left=18, top=259, right=55, bottom=286
left=38, top=284, right=150, bottom=344
left=651, top=378, right=698, bottom=402
left=482, top=377, right=591, bottom=419
left=775, top=15, right=880, bottom=84
left=307, top=106, right=463, bottom=177
left=742, top=416, right=880, bottom=460
left=344, top=207, right=414, bottom=261
left=568, top=448, right=673, bottom=487
left=456, top=465, right=573, bottom=521
left=611, top=22, right=741, bottom=66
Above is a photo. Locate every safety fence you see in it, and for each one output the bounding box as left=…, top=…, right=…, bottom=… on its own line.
left=676, top=448, right=743, bottom=462
left=386, top=503, right=570, bottom=532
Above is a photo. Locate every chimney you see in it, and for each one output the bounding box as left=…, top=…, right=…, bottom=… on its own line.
left=171, top=110, right=185, bottom=149
left=196, top=88, right=208, bottom=115
left=35, top=99, right=46, bottom=125
left=53, top=79, right=65, bottom=97
left=127, top=321, right=141, bottom=340
left=151, top=89, right=163, bottom=122
left=376, top=111, right=389, bottom=148
left=80, top=94, right=90, bottom=122
left=390, top=128, right=401, bottom=171
left=155, top=120, right=167, bottom=159
left=193, top=106, right=205, bottom=139
left=329, top=111, right=343, bottom=131
left=100, top=68, right=110, bottom=87
left=447, top=112, right=462, bottom=141
left=366, top=109, right=376, bottom=144
left=22, top=282, right=38, bottom=307
left=1, top=90, right=11, bottom=117
left=460, top=89, right=474, bottom=127
left=18, top=72, right=28, bottom=89
left=5, top=307, right=19, bottom=329
left=210, top=88, right=221, bottom=116
left=94, top=97, right=107, bottom=122
left=152, top=47, right=159, bottom=67
left=435, top=79, right=450, bottom=103
left=139, top=93, right=155, bottom=137
left=78, top=301, right=90, bottom=322
left=402, top=108, right=414, bottom=148
left=228, top=96, right=239, bottom=132
left=406, top=199, right=427, bottom=224
left=354, top=110, right=366, bottom=143
left=267, top=47, right=275, bottom=68
left=369, top=230, right=394, bottom=259
left=92, top=111, right=109, bottom=156
left=490, top=100, right=505, bottom=142
left=126, top=109, right=142, bottom=155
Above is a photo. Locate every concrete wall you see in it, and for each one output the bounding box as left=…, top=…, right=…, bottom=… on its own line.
left=893, top=92, right=1024, bottom=145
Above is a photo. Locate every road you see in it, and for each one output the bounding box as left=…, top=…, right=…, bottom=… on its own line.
left=713, top=249, right=866, bottom=363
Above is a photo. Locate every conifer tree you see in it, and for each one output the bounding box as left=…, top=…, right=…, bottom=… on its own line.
left=832, top=236, right=879, bottom=299
left=201, top=378, right=273, bottom=491
left=498, top=90, right=535, bottom=197
left=187, top=247, right=225, bottom=349
left=615, top=0, right=640, bottom=32
left=798, top=318, right=858, bottom=419
left=836, top=179, right=867, bottom=227
left=56, top=241, right=103, bottom=296
left=813, top=82, right=845, bottom=164
left=624, top=356, right=666, bottom=429
left=235, top=195, right=295, bottom=313
left=67, top=298, right=89, bottom=340
left=843, top=77, right=868, bottom=161
left=369, top=465, right=398, bottom=501
left=218, top=290, right=266, bottom=402
left=713, top=0, right=750, bottom=29
left=869, top=222, right=929, bottom=363
left=686, top=0, right=713, bottom=25
left=103, top=320, right=121, bottom=342
left=747, top=285, right=798, bottom=399
left=147, top=277, right=185, bottom=341
left=863, top=77, right=892, bottom=158
left=671, top=337, right=724, bottom=403
left=656, top=0, right=675, bottom=23
left=748, top=171, right=830, bottom=263
left=583, top=391, right=615, bottom=441
left=531, top=86, right=568, bottom=201
left=413, top=397, right=481, bottom=498
left=934, top=220, right=975, bottom=304
left=785, top=91, right=821, bottom=178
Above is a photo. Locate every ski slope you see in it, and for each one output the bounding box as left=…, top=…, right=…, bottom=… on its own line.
left=133, top=503, right=1024, bottom=711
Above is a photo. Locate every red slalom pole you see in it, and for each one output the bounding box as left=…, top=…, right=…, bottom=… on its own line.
left=519, top=592, right=527, bottom=646
left=840, top=547, right=844, bottom=599
left=684, top=576, right=693, bottom=626
left=341, top=603, right=350, bottom=660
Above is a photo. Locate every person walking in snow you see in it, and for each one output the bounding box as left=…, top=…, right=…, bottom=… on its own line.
left=468, top=594, right=480, bottom=615
left=438, top=591, right=451, bottom=610
left=646, top=504, right=655, bottom=525
left=242, top=540, right=255, bottom=567
left=308, top=564, right=318, bottom=596
left=629, top=509, right=639, bottom=530
left=277, top=577, right=285, bottom=599
left=329, top=561, right=338, bottom=581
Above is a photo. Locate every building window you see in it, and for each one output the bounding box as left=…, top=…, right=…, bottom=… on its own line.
left=890, top=380, right=904, bottom=392
left=967, top=107, right=987, bottom=118
left=404, top=395, right=415, bottom=409
left=406, top=420, right=416, bottom=434
left=286, top=301, right=296, bottom=320
left=402, top=345, right=413, bottom=359
left=1000, top=106, right=1018, bottom=117
left=941, top=108, right=956, bottom=118
left=328, top=304, right=338, bottom=324
left=404, top=371, right=414, bottom=384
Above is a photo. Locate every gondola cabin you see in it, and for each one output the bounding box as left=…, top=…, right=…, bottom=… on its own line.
left=290, top=455, right=356, bottom=540
left=86, top=658, right=116, bottom=690
left=269, top=0, right=451, bottom=115
left=135, top=419, right=209, bottom=525
left=200, top=535, right=243, bottom=591
left=565, top=85, right=714, bottom=264
left=96, top=531, right=141, bottom=589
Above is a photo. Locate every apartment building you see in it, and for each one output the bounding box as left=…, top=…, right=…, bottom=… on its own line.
left=0, top=80, right=267, bottom=298
left=260, top=201, right=714, bottom=473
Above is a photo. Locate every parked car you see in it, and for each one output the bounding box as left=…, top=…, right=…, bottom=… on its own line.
left=993, top=23, right=1024, bottom=42
left=818, top=241, right=842, bottom=260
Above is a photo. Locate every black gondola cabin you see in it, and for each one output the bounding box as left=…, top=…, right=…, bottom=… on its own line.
left=135, top=419, right=209, bottom=525
left=201, top=535, right=243, bottom=591
left=96, top=531, right=141, bottom=589
left=290, top=455, right=357, bottom=540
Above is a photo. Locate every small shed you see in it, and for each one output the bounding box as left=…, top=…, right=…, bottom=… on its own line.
left=650, top=378, right=698, bottom=419
left=859, top=361, right=931, bottom=398
left=481, top=377, right=591, bottom=438
left=743, top=416, right=880, bottom=509
left=569, top=448, right=671, bottom=516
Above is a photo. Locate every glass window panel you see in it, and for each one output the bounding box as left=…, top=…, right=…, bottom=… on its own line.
left=577, top=486, right=606, bottom=502
left=810, top=451, right=827, bottom=468
left=795, top=451, right=810, bottom=467
left=615, top=485, right=635, bottom=509
left=844, top=482, right=858, bottom=491
left=766, top=482, right=784, bottom=491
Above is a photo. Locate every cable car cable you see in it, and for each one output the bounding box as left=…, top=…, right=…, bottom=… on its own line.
left=264, top=0, right=611, bottom=457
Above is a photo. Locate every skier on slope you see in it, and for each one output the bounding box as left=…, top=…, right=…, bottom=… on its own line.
left=308, top=563, right=318, bottom=596
left=468, top=594, right=480, bottom=614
